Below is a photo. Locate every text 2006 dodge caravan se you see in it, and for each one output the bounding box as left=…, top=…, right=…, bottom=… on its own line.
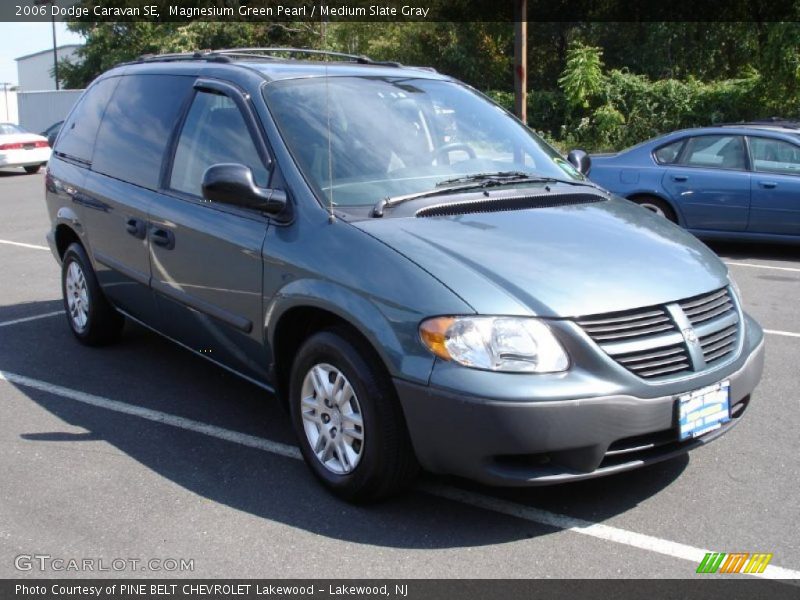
left=44, top=49, right=764, bottom=501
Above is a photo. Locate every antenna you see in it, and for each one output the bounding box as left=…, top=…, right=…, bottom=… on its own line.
left=322, top=17, right=336, bottom=224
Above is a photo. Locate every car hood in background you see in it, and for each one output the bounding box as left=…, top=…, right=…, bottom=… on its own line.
left=354, top=197, right=728, bottom=317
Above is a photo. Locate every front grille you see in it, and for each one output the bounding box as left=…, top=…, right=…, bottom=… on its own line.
left=575, top=287, right=740, bottom=380
left=576, top=306, right=677, bottom=343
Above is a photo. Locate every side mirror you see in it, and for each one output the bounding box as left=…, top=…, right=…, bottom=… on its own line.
left=201, top=163, right=286, bottom=215
left=567, top=149, right=592, bottom=176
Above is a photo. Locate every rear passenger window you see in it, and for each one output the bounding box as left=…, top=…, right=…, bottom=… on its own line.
left=653, top=139, right=684, bottom=164
left=681, top=135, right=746, bottom=170
left=92, top=74, right=194, bottom=189
left=54, top=77, right=119, bottom=163
left=749, top=137, right=800, bottom=175
left=169, top=91, right=269, bottom=197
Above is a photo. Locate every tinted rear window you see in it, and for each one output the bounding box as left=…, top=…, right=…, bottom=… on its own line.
left=92, top=74, right=194, bottom=189
left=54, top=77, right=120, bottom=163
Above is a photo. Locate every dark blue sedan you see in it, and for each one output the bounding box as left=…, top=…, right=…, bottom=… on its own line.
left=588, top=124, right=800, bottom=241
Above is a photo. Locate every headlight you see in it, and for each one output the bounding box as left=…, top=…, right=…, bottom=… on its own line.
left=419, top=316, right=569, bottom=373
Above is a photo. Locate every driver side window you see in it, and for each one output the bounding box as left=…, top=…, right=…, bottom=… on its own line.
left=170, top=91, right=269, bottom=197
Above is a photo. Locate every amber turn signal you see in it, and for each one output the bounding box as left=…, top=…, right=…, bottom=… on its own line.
left=419, top=317, right=455, bottom=360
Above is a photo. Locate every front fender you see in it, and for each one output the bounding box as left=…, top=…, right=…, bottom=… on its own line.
left=265, top=278, right=437, bottom=384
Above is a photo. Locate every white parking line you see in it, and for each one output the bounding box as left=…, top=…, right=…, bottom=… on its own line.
left=0, top=369, right=798, bottom=580
left=725, top=261, right=800, bottom=274
left=0, top=311, right=62, bottom=328
left=0, top=239, right=49, bottom=251
left=765, top=329, right=800, bottom=339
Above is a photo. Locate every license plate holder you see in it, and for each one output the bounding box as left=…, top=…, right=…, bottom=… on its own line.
left=677, top=380, right=731, bottom=440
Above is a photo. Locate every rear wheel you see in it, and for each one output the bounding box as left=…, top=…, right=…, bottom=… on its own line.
left=289, top=329, right=418, bottom=502
left=23, top=165, right=41, bottom=174
left=61, top=243, right=124, bottom=346
left=631, top=196, right=677, bottom=223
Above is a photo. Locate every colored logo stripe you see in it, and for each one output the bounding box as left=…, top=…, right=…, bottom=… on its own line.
left=697, top=552, right=773, bottom=574
left=744, top=553, right=773, bottom=574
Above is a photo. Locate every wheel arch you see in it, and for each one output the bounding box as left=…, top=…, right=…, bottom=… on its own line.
left=266, top=281, right=432, bottom=401
left=626, top=191, right=683, bottom=224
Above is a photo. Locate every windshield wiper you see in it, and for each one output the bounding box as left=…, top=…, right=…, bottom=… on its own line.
left=372, top=171, right=595, bottom=217
left=436, top=171, right=591, bottom=188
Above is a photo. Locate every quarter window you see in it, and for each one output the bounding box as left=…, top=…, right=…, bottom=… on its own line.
left=653, top=140, right=684, bottom=164
left=170, top=91, right=269, bottom=197
left=54, top=77, right=120, bottom=164
left=749, top=137, right=800, bottom=175
left=681, top=135, right=746, bottom=170
left=92, top=74, right=194, bottom=189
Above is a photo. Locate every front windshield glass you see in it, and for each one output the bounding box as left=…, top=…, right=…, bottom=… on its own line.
left=264, top=76, right=583, bottom=207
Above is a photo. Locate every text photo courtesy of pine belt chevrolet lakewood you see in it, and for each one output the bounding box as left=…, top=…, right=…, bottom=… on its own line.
left=44, top=49, right=764, bottom=502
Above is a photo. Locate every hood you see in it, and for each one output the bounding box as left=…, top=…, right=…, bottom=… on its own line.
left=354, top=196, right=728, bottom=318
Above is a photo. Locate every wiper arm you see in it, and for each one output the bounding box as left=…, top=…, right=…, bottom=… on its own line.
left=437, top=172, right=595, bottom=189
left=371, top=172, right=596, bottom=217
left=435, top=171, right=533, bottom=186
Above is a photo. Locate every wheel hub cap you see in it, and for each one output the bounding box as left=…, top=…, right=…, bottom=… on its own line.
left=300, top=363, right=364, bottom=475
left=65, top=261, right=89, bottom=332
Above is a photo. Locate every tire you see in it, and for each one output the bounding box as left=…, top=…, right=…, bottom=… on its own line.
left=289, top=328, right=419, bottom=502
left=631, top=195, right=677, bottom=223
left=61, top=242, right=124, bottom=346
left=24, top=165, right=41, bottom=174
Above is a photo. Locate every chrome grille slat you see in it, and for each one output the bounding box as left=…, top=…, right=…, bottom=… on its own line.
left=700, top=325, right=738, bottom=347
left=617, top=346, right=684, bottom=364
left=701, top=338, right=735, bottom=356
left=580, top=315, right=671, bottom=333
left=704, top=344, right=736, bottom=363
left=637, top=362, right=693, bottom=377
left=679, top=289, right=727, bottom=309
left=679, top=288, right=736, bottom=326
left=577, top=309, right=665, bottom=326
left=623, top=355, right=689, bottom=371
left=591, top=323, right=675, bottom=341
left=575, top=286, right=740, bottom=380
left=683, top=296, right=732, bottom=317
left=688, top=303, right=734, bottom=324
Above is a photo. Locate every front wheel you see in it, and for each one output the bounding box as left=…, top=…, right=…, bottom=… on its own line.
left=61, top=243, right=124, bottom=346
left=23, top=165, right=41, bottom=174
left=289, top=329, right=418, bottom=502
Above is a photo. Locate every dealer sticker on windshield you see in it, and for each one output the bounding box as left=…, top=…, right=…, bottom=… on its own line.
left=678, top=380, right=731, bottom=440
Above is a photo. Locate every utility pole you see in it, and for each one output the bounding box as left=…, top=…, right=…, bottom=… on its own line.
left=1, top=83, right=10, bottom=121
left=33, top=0, right=59, bottom=90
left=514, top=0, right=527, bottom=124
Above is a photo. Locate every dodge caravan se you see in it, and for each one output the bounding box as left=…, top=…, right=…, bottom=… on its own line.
left=44, top=49, right=764, bottom=501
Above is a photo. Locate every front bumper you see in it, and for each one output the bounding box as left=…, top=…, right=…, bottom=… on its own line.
left=396, top=315, right=764, bottom=486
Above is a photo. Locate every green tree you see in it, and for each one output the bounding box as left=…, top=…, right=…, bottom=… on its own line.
left=558, top=42, right=604, bottom=108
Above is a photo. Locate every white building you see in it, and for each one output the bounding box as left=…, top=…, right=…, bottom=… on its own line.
left=15, top=44, right=81, bottom=91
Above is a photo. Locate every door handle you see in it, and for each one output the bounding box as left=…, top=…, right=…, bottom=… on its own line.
left=149, top=227, right=175, bottom=250
left=125, top=218, right=146, bottom=239
left=759, top=181, right=777, bottom=189
left=671, top=175, right=688, bottom=182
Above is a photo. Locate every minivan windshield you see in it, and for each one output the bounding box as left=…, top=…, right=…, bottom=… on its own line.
left=264, top=76, right=584, bottom=207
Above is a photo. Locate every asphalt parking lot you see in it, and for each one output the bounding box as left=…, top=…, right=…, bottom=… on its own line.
left=0, top=168, right=798, bottom=581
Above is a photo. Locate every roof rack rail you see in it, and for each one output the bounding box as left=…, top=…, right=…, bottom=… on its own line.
left=119, top=47, right=410, bottom=70
left=213, top=47, right=403, bottom=67
left=125, top=51, right=233, bottom=65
